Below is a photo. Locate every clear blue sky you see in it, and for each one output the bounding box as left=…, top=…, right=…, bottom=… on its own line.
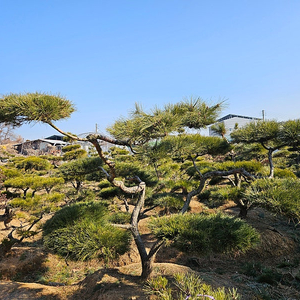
left=1, top=1, right=300, bottom=140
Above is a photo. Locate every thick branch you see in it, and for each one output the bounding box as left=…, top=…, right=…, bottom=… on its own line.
left=48, top=122, right=86, bottom=141
left=111, top=224, right=132, bottom=229
left=130, top=184, right=148, bottom=262
left=147, top=238, right=165, bottom=259
left=87, top=133, right=130, bottom=147
left=181, top=168, right=254, bottom=213
left=91, top=139, right=116, bottom=180
left=191, top=156, right=203, bottom=179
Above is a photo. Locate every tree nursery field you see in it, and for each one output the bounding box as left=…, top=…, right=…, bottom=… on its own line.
left=0, top=93, right=300, bottom=299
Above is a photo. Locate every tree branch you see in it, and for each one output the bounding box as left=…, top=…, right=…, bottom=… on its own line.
left=191, top=156, right=203, bottom=179
left=181, top=168, right=255, bottom=214
left=47, top=121, right=86, bottom=141
left=87, top=133, right=130, bottom=147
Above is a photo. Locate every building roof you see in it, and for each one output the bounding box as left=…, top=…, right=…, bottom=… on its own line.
left=39, top=139, right=67, bottom=145
left=14, top=138, right=67, bottom=147
left=45, top=135, right=64, bottom=140
left=217, top=114, right=261, bottom=122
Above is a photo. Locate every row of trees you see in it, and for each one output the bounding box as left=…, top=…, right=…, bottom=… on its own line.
left=0, top=92, right=300, bottom=280
left=231, top=119, right=300, bottom=178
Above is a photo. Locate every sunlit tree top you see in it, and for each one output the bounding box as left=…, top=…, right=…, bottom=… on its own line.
left=0, top=92, right=75, bottom=126
left=107, top=98, right=224, bottom=145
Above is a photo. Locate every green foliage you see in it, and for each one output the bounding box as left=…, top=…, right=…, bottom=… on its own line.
left=61, top=144, right=87, bottom=160
left=43, top=202, right=131, bottom=261
left=157, top=134, right=231, bottom=161
left=244, top=178, right=300, bottom=222
left=10, top=192, right=64, bottom=213
left=169, top=179, right=196, bottom=192
left=231, top=120, right=281, bottom=145
left=98, top=186, right=120, bottom=198
left=149, top=213, right=260, bottom=254
left=279, top=119, right=300, bottom=148
left=109, top=146, right=131, bottom=157
left=4, top=175, right=36, bottom=194
left=40, top=154, right=64, bottom=162
left=169, top=98, right=224, bottom=129
left=186, top=160, right=215, bottom=178
left=227, top=186, right=244, bottom=201
left=0, top=92, right=75, bottom=126
left=58, top=156, right=104, bottom=185
left=107, top=98, right=223, bottom=145
left=186, top=159, right=261, bottom=183
left=13, top=156, right=52, bottom=172
left=199, top=186, right=244, bottom=208
left=32, top=176, right=64, bottom=193
left=0, top=166, right=22, bottom=178
left=231, top=120, right=300, bottom=177
left=145, top=273, right=241, bottom=300
left=85, top=170, right=105, bottom=182
left=215, top=160, right=262, bottom=174
left=153, top=194, right=185, bottom=213
left=43, top=201, right=108, bottom=235
left=144, top=276, right=171, bottom=300
left=114, top=161, right=156, bottom=185
left=75, top=189, right=97, bottom=202
left=274, top=168, right=296, bottom=178
left=273, top=148, right=290, bottom=158
left=4, top=175, right=63, bottom=197
left=107, top=103, right=180, bottom=145
left=10, top=195, right=41, bottom=210
left=156, top=161, right=181, bottom=180
left=98, top=180, right=111, bottom=189
left=232, top=143, right=267, bottom=162
left=62, top=144, right=81, bottom=152
left=44, top=192, right=65, bottom=203
left=44, top=221, right=131, bottom=261
left=63, top=149, right=87, bottom=161
left=107, top=211, right=131, bottom=224
left=210, top=122, right=227, bottom=138
left=62, top=133, right=79, bottom=143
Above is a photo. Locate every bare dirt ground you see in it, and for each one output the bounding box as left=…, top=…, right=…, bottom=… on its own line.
left=0, top=200, right=300, bottom=299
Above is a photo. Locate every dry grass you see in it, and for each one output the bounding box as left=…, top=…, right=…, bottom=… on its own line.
left=0, top=200, right=300, bottom=299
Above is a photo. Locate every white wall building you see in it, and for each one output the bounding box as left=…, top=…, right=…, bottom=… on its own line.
left=209, top=114, right=261, bottom=140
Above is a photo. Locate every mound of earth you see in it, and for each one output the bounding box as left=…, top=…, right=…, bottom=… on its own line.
left=0, top=281, right=73, bottom=300
left=0, top=203, right=300, bottom=299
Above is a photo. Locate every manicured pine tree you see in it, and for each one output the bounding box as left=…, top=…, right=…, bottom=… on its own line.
left=231, top=120, right=300, bottom=178
left=0, top=93, right=259, bottom=279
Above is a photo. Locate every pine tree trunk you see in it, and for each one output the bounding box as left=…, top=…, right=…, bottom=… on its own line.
left=140, top=257, right=154, bottom=280
left=268, top=149, right=274, bottom=178
left=238, top=205, right=248, bottom=218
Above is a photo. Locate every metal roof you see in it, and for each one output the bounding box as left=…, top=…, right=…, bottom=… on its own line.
left=38, top=139, right=68, bottom=145
left=217, top=114, right=261, bottom=122
left=14, top=138, right=68, bottom=147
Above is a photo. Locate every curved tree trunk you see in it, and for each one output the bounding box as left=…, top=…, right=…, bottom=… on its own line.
left=181, top=168, right=255, bottom=214
left=268, top=149, right=275, bottom=178
left=23, top=188, right=29, bottom=199
left=127, top=182, right=164, bottom=280
left=90, top=138, right=164, bottom=280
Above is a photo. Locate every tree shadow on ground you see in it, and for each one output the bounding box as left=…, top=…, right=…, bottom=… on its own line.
left=0, top=281, right=62, bottom=300
left=0, top=237, right=49, bottom=282
left=69, top=267, right=149, bottom=300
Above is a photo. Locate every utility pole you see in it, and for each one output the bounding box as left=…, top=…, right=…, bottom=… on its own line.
left=262, top=110, right=265, bottom=121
